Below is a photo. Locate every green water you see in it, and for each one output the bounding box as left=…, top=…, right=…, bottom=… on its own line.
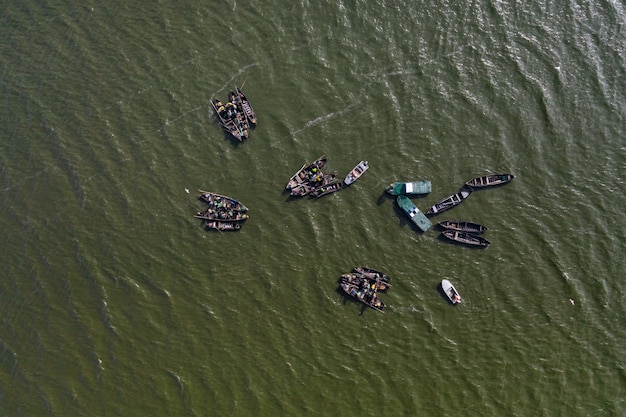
left=1, top=0, right=625, bottom=415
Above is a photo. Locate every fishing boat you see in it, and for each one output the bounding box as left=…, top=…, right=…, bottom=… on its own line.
left=285, top=155, right=327, bottom=190
left=339, top=281, right=386, bottom=312
left=194, top=208, right=249, bottom=222
left=341, top=272, right=389, bottom=292
left=198, top=191, right=248, bottom=212
left=204, top=221, right=241, bottom=231
left=290, top=183, right=317, bottom=197
left=385, top=180, right=432, bottom=196
left=396, top=195, right=432, bottom=232
left=234, top=86, right=257, bottom=125
left=441, top=230, right=490, bottom=247
left=310, top=181, right=343, bottom=198
left=211, top=99, right=249, bottom=142
left=438, top=220, right=487, bottom=234
left=441, top=279, right=462, bottom=304
left=352, top=266, right=391, bottom=283
left=344, top=160, right=369, bottom=185
left=292, top=173, right=337, bottom=197
left=466, top=173, right=515, bottom=189
left=426, top=188, right=472, bottom=216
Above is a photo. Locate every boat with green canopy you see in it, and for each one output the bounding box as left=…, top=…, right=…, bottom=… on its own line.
left=385, top=180, right=432, bottom=196
left=396, top=195, right=432, bottom=232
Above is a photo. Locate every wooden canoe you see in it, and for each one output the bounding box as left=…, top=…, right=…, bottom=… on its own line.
left=204, top=221, right=242, bottom=231
left=438, top=220, right=487, bottom=234
left=426, top=188, right=472, bottom=216
left=466, top=173, right=514, bottom=189
left=285, top=155, right=327, bottom=190
left=211, top=98, right=249, bottom=141
left=234, top=86, right=257, bottom=125
left=339, top=281, right=386, bottom=312
left=352, top=266, right=391, bottom=283
left=310, top=181, right=342, bottom=198
left=441, top=230, right=490, bottom=247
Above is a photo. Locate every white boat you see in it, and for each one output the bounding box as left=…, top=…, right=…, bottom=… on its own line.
left=344, top=160, right=369, bottom=185
left=441, top=279, right=462, bottom=304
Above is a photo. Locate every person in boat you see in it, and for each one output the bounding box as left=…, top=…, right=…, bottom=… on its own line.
left=453, top=294, right=460, bottom=302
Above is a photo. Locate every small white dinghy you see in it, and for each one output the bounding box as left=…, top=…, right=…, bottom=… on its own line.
left=441, top=279, right=462, bottom=305
left=344, top=160, right=369, bottom=185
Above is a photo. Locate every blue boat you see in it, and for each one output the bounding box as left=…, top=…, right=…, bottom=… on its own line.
left=396, top=195, right=432, bottom=232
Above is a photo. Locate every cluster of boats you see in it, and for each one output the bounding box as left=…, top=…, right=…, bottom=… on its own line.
left=285, top=156, right=369, bottom=198
left=211, top=86, right=257, bottom=142
left=338, top=266, right=391, bottom=312
left=392, top=173, right=514, bottom=247
left=194, top=191, right=249, bottom=231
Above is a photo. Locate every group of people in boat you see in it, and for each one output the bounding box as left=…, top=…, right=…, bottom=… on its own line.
left=339, top=270, right=389, bottom=311
left=289, top=160, right=342, bottom=198
left=195, top=193, right=249, bottom=231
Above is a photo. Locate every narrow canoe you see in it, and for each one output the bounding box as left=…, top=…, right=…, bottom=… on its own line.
left=426, top=188, right=472, bottom=216
left=198, top=191, right=248, bottom=212
left=211, top=99, right=249, bottom=141
left=441, top=230, right=490, bottom=247
left=340, top=281, right=386, bottom=312
left=466, top=174, right=514, bottom=189
left=385, top=181, right=432, bottom=196
left=341, top=272, right=389, bottom=292
left=235, top=86, right=257, bottom=125
left=396, top=195, right=432, bottom=232
left=285, top=155, right=327, bottom=190
left=204, top=221, right=242, bottom=231
left=311, top=181, right=343, bottom=198
left=438, top=220, right=487, bottom=234
left=352, top=266, right=391, bottom=283
left=441, top=279, right=462, bottom=304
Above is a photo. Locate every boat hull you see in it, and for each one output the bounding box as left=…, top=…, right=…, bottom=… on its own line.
left=438, top=220, right=487, bottom=234
left=426, top=188, right=472, bottom=216
left=441, top=230, right=490, bottom=247
left=396, top=195, right=432, bottom=232
left=344, top=161, right=369, bottom=185
left=466, top=173, right=514, bottom=189
left=441, top=279, right=461, bottom=304
left=385, top=181, right=432, bottom=195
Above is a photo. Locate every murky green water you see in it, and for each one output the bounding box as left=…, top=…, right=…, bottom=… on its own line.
left=1, top=0, right=625, bottom=415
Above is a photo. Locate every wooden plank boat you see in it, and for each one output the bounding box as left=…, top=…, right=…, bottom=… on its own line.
left=344, top=160, right=369, bottom=185
left=466, top=173, right=514, bottom=189
left=341, top=272, right=389, bottom=292
left=339, top=281, right=386, bottom=312
left=291, top=173, right=337, bottom=197
left=438, top=220, right=487, bottom=234
left=396, top=195, right=432, bottom=232
left=211, top=98, right=249, bottom=141
left=233, top=86, right=257, bottom=125
left=204, top=221, right=241, bottom=231
left=290, top=182, right=317, bottom=197
left=310, top=181, right=343, bottom=198
left=385, top=180, right=432, bottom=196
left=285, top=155, right=327, bottom=190
left=441, top=279, right=462, bottom=304
left=194, top=208, right=249, bottom=222
left=352, top=266, right=391, bottom=283
left=441, top=230, right=490, bottom=247
left=426, top=188, right=472, bottom=216
left=198, top=191, right=248, bottom=212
